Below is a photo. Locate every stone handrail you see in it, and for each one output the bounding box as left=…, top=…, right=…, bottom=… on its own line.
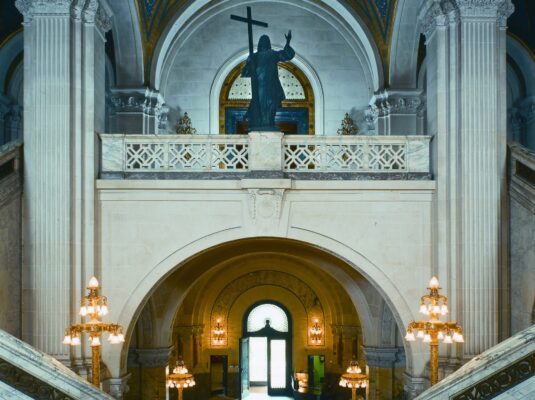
left=100, top=133, right=431, bottom=176
left=0, top=329, right=113, bottom=399
left=415, top=324, right=535, bottom=399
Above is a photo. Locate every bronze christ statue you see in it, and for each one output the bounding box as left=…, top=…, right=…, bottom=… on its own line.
left=231, top=7, right=295, bottom=131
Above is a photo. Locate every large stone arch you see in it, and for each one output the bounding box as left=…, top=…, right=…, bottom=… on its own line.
left=101, top=231, right=422, bottom=381
left=388, top=0, right=426, bottom=88
left=152, top=0, right=383, bottom=91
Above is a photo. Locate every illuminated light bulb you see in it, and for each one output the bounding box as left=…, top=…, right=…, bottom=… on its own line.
left=361, top=382, right=367, bottom=388
left=443, top=334, right=453, bottom=344
left=417, top=330, right=425, bottom=339
left=117, top=333, right=125, bottom=343
left=419, top=303, right=427, bottom=314
left=71, top=336, right=81, bottom=346
left=433, top=305, right=441, bottom=313
left=88, top=277, right=99, bottom=289
left=79, top=306, right=87, bottom=317
left=454, top=333, right=464, bottom=343
left=423, top=333, right=431, bottom=343
left=405, top=331, right=416, bottom=341
left=438, top=331, right=444, bottom=340
left=441, top=305, right=448, bottom=315
left=90, top=336, right=101, bottom=347
left=429, top=277, right=439, bottom=289
left=87, top=305, right=95, bottom=314
left=63, top=335, right=72, bottom=345
left=100, top=305, right=109, bottom=315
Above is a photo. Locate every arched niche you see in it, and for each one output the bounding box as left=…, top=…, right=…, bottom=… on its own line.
left=155, top=0, right=380, bottom=135
left=219, top=61, right=315, bottom=134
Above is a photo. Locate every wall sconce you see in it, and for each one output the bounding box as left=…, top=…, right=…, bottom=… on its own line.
left=213, top=319, right=225, bottom=345
left=310, top=319, right=322, bottom=345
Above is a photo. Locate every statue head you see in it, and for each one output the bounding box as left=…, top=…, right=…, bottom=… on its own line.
left=257, top=35, right=271, bottom=52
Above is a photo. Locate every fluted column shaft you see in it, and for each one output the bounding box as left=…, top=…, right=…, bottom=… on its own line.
left=423, top=0, right=513, bottom=359
left=16, top=0, right=110, bottom=361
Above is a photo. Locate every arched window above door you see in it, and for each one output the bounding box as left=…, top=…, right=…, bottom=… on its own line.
left=220, top=61, right=314, bottom=135
left=246, top=303, right=289, bottom=333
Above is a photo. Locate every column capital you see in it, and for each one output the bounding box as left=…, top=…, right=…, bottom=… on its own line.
left=15, top=0, right=72, bottom=21
left=369, top=89, right=424, bottom=118
left=455, top=0, right=514, bottom=25
left=418, top=0, right=458, bottom=39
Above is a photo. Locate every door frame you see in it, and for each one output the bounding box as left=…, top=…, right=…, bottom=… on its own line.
left=240, top=301, right=293, bottom=397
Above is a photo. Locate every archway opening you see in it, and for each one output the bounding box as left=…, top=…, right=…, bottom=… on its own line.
left=120, top=238, right=409, bottom=400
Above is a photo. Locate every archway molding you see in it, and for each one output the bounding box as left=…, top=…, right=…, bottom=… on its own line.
left=103, top=231, right=421, bottom=380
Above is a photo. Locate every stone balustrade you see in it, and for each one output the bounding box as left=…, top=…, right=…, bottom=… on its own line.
left=100, top=133, right=432, bottom=178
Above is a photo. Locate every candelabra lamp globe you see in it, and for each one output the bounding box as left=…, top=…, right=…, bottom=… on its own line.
left=404, top=277, right=464, bottom=386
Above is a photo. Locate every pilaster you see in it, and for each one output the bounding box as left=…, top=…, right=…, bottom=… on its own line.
left=15, top=0, right=111, bottom=365
left=421, top=0, right=514, bottom=363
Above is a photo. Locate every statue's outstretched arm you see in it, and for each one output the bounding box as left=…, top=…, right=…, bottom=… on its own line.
left=278, top=30, right=295, bottom=61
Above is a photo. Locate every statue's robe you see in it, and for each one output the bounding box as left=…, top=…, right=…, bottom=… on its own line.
left=242, top=43, right=295, bottom=129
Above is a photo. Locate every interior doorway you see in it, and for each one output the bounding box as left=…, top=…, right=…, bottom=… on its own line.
left=240, top=302, right=292, bottom=398
left=210, top=355, right=228, bottom=396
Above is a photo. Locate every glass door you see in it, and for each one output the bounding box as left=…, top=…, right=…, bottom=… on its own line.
left=240, top=338, right=249, bottom=399
left=268, top=338, right=289, bottom=396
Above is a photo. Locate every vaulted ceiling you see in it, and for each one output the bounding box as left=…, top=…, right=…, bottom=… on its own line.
left=135, top=0, right=398, bottom=80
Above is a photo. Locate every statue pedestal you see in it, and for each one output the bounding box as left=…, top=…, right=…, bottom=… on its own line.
left=248, top=131, right=284, bottom=171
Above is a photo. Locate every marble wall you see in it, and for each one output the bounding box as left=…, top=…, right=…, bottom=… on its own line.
left=510, top=191, right=535, bottom=334
left=0, top=147, right=21, bottom=337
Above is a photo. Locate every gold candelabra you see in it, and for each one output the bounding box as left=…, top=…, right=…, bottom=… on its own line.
left=167, top=360, right=196, bottom=400
left=404, top=277, right=464, bottom=386
left=339, top=360, right=367, bottom=400
left=63, top=277, right=125, bottom=387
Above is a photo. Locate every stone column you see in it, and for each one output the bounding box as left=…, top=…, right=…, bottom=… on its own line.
left=363, top=346, right=405, bottom=400
left=127, top=347, right=172, bottom=400
left=421, top=0, right=514, bottom=360
left=15, top=0, right=110, bottom=362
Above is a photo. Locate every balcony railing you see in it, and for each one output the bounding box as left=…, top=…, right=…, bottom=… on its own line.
left=100, top=133, right=431, bottom=177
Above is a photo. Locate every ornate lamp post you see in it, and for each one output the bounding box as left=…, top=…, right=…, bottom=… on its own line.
left=404, top=277, right=464, bottom=386
left=63, top=277, right=125, bottom=387
left=339, top=360, right=367, bottom=400
left=167, top=360, right=196, bottom=400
